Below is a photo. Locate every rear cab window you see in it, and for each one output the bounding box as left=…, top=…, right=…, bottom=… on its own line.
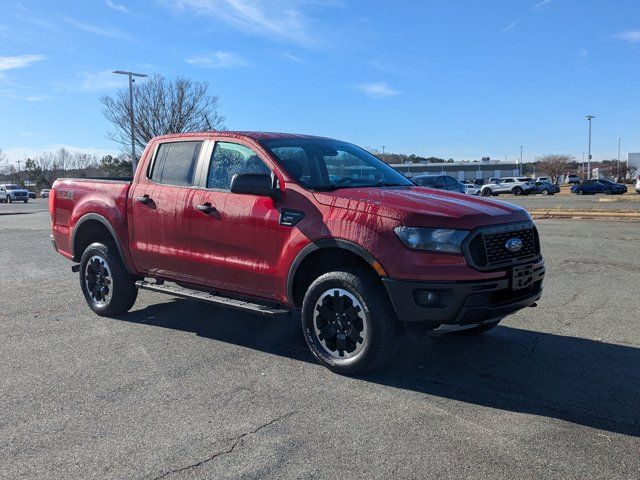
left=149, top=141, right=203, bottom=186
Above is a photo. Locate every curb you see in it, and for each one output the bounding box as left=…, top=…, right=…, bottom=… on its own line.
left=529, top=209, right=640, bottom=220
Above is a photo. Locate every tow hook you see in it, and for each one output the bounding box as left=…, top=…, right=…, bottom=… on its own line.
left=71, top=264, right=80, bottom=273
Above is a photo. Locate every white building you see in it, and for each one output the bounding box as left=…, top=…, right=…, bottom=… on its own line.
left=390, top=159, right=520, bottom=181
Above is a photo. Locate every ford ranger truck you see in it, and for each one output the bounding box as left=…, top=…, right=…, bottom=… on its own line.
left=50, top=132, right=544, bottom=375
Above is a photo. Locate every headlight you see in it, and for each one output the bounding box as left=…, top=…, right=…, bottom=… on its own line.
left=394, top=226, right=469, bottom=253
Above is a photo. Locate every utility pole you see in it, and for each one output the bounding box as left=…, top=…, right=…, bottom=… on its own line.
left=113, top=70, right=148, bottom=174
left=617, top=137, right=622, bottom=180
left=381, top=145, right=386, bottom=163
left=519, top=145, right=523, bottom=176
left=586, top=115, right=595, bottom=180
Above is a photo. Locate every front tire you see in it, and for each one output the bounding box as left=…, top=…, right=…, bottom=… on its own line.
left=7, top=196, right=12, bottom=204
left=541, top=189, right=549, bottom=196
left=575, top=189, right=583, bottom=195
left=79, top=242, right=138, bottom=316
left=301, top=267, right=398, bottom=375
left=481, top=188, right=492, bottom=197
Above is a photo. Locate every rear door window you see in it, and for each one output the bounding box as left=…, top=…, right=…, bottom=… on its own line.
left=150, top=141, right=202, bottom=186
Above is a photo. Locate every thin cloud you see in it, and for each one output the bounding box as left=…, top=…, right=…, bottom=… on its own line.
left=614, top=30, right=640, bottom=44
left=54, top=70, right=126, bottom=93
left=501, top=21, right=518, bottom=33
left=354, top=82, right=400, bottom=99
left=533, top=0, right=552, bottom=9
left=60, top=16, right=132, bottom=40
left=106, top=0, right=128, bottom=13
left=0, top=54, right=46, bottom=71
left=2, top=144, right=117, bottom=163
left=186, top=51, right=249, bottom=68
left=168, top=0, right=339, bottom=48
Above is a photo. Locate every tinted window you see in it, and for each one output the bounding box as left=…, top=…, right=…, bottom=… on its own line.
left=444, top=176, right=459, bottom=189
left=434, top=176, right=447, bottom=188
left=207, top=142, right=270, bottom=190
left=150, top=141, right=202, bottom=186
left=415, top=176, right=437, bottom=186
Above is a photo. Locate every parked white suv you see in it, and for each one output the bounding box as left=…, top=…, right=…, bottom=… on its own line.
left=635, top=175, right=640, bottom=194
left=481, top=177, right=534, bottom=196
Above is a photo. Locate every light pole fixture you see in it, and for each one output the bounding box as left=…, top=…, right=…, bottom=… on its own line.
left=586, top=115, right=595, bottom=179
left=113, top=70, right=147, bottom=174
left=617, top=137, right=622, bottom=180
left=519, top=145, right=523, bottom=176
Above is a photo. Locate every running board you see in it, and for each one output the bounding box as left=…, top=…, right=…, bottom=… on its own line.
left=135, top=280, right=291, bottom=317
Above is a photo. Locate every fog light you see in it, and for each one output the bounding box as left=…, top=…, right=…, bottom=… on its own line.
left=415, top=290, right=439, bottom=306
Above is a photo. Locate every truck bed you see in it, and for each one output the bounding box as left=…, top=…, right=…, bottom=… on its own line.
left=50, top=177, right=133, bottom=262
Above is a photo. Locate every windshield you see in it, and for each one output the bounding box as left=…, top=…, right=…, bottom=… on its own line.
left=5, top=184, right=21, bottom=190
left=599, top=179, right=614, bottom=184
left=262, top=138, right=413, bottom=190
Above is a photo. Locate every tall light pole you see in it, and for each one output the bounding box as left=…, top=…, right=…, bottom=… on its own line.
left=586, top=115, right=595, bottom=179
left=113, top=70, right=147, bottom=174
left=617, top=137, right=622, bottom=180
left=519, top=145, right=523, bottom=176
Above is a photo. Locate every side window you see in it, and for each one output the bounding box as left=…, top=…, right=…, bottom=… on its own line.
left=434, top=177, right=447, bottom=188
left=150, top=141, right=202, bottom=186
left=445, top=176, right=458, bottom=189
left=207, top=142, right=270, bottom=190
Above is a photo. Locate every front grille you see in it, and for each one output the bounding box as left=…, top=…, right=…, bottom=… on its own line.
left=14, top=192, right=26, bottom=197
left=465, top=221, right=540, bottom=270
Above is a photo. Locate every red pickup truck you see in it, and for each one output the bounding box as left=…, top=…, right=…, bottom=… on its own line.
left=50, top=132, right=544, bottom=374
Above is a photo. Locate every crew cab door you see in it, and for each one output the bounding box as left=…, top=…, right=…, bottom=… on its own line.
left=128, top=139, right=205, bottom=281
left=189, top=140, right=282, bottom=297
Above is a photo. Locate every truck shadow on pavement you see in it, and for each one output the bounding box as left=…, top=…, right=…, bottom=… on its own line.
left=118, top=298, right=640, bottom=438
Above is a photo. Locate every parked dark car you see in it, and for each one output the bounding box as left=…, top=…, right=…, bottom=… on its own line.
left=571, top=179, right=625, bottom=195
left=598, top=178, right=627, bottom=193
left=26, top=190, right=36, bottom=199
left=412, top=174, right=466, bottom=193
left=531, top=181, right=560, bottom=196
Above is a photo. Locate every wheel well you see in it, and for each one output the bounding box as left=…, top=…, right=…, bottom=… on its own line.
left=73, top=220, right=117, bottom=261
left=291, top=248, right=380, bottom=307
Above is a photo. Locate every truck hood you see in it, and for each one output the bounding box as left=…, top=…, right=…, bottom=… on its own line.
left=312, top=186, right=531, bottom=229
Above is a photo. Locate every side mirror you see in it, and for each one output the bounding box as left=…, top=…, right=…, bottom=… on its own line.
left=230, top=173, right=280, bottom=199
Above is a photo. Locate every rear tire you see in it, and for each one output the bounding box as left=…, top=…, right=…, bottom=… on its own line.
left=604, top=188, right=612, bottom=195
left=79, top=242, right=138, bottom=316
left=448, top=319, right=501, bottom=336
left=512, top=186, right=523, bottom=196
left=575, top=189, right=583, bottom=195
left=481, top=188, right=492, bottom=197
left=541, top=189, right=549, bottom=196
left=301, top=267, right=398, bottom=375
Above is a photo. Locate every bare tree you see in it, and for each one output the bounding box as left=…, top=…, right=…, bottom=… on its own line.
left=536, top=154, right=574, bottom=183
left=101, top=75, right=225, bottom=158
left=0, top=148, right=6, bottom=164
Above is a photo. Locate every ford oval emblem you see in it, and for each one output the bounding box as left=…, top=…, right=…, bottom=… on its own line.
left=505, top=237, right=523, bottom=252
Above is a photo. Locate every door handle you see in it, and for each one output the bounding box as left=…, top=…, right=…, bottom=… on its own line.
left=137, top=194, right=151, bottom=205
left=196, top=203, right=217, bottom=214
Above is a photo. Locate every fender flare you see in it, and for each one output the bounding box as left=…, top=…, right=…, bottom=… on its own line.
left=71, top=213, right=132, bottom=273
left=286, top=238, right=386, bottom=305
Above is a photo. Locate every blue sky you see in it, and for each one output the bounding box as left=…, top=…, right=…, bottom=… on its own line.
left=1, top=0, right=639, bottom=164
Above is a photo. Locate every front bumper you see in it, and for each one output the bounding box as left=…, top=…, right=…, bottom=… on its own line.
left=383, top=262, right=544, bottom=329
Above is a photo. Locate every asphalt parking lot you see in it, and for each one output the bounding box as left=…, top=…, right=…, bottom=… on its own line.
left=1, top=211, right=639, bottom=479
